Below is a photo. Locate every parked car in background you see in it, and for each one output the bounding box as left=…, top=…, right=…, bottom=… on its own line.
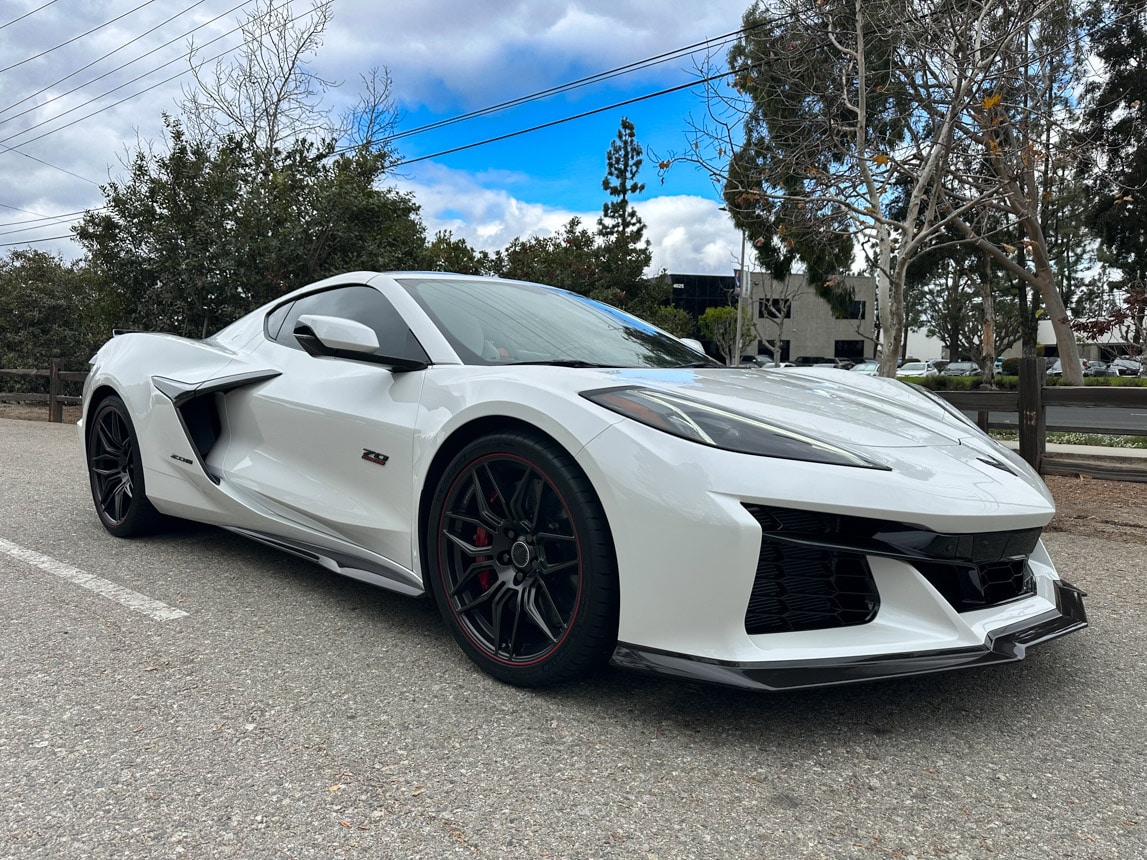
left=1046, top=358, right=1089, bottom=377
left=1110, top=357, right=1145, bottom=376
left=1083, top=360, right=1114, bottom=377
left=793, top=356, right=856, bottom=370
left=941, top=361, right=983, bottom=377
left=896, top=361, right=939, bottom=378
left=851, top=361, right=881, bottom=376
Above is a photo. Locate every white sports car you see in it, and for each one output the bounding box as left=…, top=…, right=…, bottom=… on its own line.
left=81, top=272, right=1086, bottom=690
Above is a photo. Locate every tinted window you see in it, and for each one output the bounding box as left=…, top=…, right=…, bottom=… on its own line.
left=271, top=285, right=427, bottom=363
left=397, top=276, right=717, bottom=368
left=264, top=301, right=293, bottom=340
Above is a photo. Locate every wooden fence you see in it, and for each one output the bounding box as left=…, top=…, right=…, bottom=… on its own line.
left=936, top=356, right=1147, bottom=482
left=2, top=356, right=1145, bottom=480
left=0, top=360, right=87, bottom=423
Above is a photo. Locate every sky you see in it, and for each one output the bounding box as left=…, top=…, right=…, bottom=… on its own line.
left=0, top=0, right=752, bottom=276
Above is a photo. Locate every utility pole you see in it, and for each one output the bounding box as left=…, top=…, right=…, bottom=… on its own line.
left=733, top=229, right=747, bottom=366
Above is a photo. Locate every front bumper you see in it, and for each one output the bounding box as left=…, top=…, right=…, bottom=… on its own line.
left=610, top=579, right=1087, bottom=691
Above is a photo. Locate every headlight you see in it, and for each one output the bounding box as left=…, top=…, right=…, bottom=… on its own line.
left=582, top=386, right=887, bottom=469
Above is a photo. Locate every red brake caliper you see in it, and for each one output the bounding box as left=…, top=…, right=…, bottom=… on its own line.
left=474, top=527, right=495, bottom=591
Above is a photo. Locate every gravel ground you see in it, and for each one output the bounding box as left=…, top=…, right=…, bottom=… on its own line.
left=1, top=418, right=1144, bottom=860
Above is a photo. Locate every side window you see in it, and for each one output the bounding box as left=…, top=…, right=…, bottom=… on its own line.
left=264, top=301, right=293, bottom=340
left=271, top=285, right=428, bottom=362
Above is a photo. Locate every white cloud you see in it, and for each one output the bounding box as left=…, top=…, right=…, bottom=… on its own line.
left=636, top=195, right=740, bottom=275
left=0, top=0, right=745, bottom=271
left=402, top=164, right=740, bottom=276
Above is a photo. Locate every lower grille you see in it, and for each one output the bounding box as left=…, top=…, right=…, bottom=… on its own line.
left=743, top=505, right=1040, bottom=634
left=745, top=540, right=879, bottom=635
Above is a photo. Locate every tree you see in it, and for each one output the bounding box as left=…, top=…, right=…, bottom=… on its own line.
left=699, top=305, right=756, bottom=364
left=73, top=118, right=426, bottom=336
left=499, top=218, right=604, bottom=294
left=423, top=231, right=500, bottom=275
left=597, top=117, right=651, bottom=288
left=1080, top=0, right=1147, bottom=355
left=0, top=250, right=102, bottom=371
left=671, top=0, right=1087, bottom=381
left=182, top=0, right=399, bottom=165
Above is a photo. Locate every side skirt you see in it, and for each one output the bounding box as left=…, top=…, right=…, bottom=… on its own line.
left=225, top=526, right=425, bottom=598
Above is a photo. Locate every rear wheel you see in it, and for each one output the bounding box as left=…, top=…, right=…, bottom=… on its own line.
left=86, top=395, right=164, bottom=537
left=428, top=431, right=618, bottom=687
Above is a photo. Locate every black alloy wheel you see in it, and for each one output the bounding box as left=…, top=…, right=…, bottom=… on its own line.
left=87, top=395, right=163, bottom=537
left=429, top=431, right=617, bottom=687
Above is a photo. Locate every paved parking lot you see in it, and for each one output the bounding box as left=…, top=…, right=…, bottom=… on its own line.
left=1, top=418, right=1144, bottom=859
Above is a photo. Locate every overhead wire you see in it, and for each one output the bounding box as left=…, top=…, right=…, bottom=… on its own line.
left=0, top=2, right=318, bottom=149
left=0, top=15, right=766, bottom=243
left=0, top=143, right=101, bottom=185
left=0, top=213, right=85, bottom=237
left=0, top=234, right=73, bottom=247
left=384, top=27, right=751, bottom=145
left=0, top=0, right=256, bottom=122
left=0, top=0, right=166, bottom=75
left=0, top=200, right=52, bottom=218
left=0, top=207, right=95, bottom=227
left=0, top=0, right=61, bottom=32
left=384, top=70, right=738, bottom=168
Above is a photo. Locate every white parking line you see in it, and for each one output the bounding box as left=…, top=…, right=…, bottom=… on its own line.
left=0, top=537, right=188, bottom=621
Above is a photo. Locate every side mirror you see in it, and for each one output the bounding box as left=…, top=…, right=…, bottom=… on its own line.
left=680, top=337, right=705, bottom=355
left=292, top=314, right=427, bottom=372
left=294, top=314, right=379, bottom=355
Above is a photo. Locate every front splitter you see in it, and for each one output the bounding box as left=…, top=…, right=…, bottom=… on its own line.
left=610, top=580, right=1088, bottom=691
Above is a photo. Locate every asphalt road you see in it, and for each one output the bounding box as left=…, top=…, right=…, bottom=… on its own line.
left=1, top=418, right=1144, bottom=860
left=985, top=406, right=1147, bottom=436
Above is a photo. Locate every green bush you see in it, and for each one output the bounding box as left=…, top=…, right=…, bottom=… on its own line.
left=1001, top=357, right=1020, bottom=375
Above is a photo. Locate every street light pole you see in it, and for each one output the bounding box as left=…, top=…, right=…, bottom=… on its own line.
left=733, top=229, right=747, bottom=366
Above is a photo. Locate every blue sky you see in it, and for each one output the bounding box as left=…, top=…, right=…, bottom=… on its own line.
left=0, top=0, right=749, bottom=273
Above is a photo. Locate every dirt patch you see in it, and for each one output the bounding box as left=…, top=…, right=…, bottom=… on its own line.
left=0, top=402, right=82, bottom=424
left=1044, top=474, right=1147, bottom=545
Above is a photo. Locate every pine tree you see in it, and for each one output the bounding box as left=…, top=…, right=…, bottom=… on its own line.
left=597, top=117, right=651, bottom=290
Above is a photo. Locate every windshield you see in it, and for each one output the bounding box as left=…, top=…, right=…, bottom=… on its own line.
left=398, top=276, right=718, bottom=368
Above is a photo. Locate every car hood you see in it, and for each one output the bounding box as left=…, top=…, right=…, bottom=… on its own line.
left=580, top=366, right=975, bottom=450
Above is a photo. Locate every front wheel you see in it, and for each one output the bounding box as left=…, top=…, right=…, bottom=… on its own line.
left=428, top=431, right=618, bottom=687
left=86, top=395, right=164, bottom=537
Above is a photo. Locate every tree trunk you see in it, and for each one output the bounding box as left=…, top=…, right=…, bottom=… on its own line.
left=980, top=255, right=996, bottom=386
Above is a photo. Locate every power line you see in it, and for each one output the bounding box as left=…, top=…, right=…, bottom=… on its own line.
left=0, top=0, right=255, bottom=122
left=0, top=0, right=61, bottom=31
left=0, top=207, right=96, bottom=228
left=0, top=213, right=85, bottom=237
left=0, top=201, right=51, bottom=218
left=384, top=27, right=750, bottom=145
left=0, top=233, right=74, bottom=248
left=0, top=0, right=166, bottom=74
left=0, top=143, right=101, bottom=185
left=0, top=2, right=315, bottom=149
left=384, top=69, right=736, bottom=169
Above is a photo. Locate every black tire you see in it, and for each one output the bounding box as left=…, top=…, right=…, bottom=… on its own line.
left=427, top=430, right=618, bottom=687
left=86, top=395, right=165, bottom=537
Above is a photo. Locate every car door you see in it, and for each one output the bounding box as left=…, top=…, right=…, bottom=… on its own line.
left=219, top=283, right=429, bottom=571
